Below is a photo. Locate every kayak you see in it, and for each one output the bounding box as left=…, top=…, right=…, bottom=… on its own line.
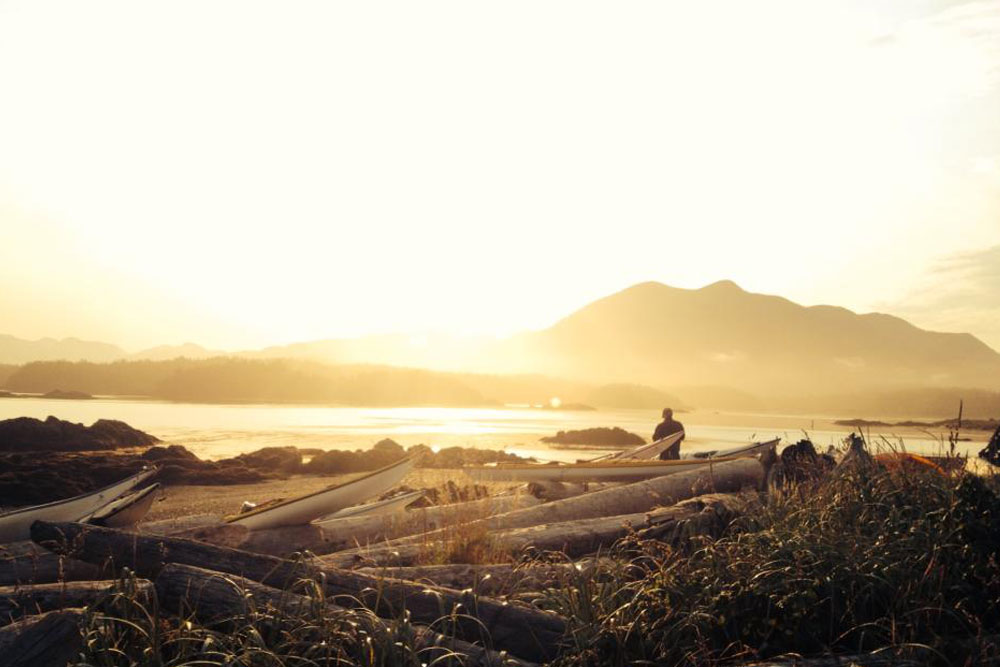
left=313, top=489, right=424, bottom=524
left=88, top=482, right=161, bottom=528
left=0, top=467, right=157, bottom=543
left=226, top=456, right=415, bottom=531
left=464, top=456, right=742, bottom=483
left=592, top=431, right=686, bottom=462
left=687, top=438, right=781, bottom=460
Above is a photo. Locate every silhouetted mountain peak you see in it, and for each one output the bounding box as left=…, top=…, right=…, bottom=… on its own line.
left=506, top=280, right=1000, bottom=393
left=698, top=279, right=745, bottom=293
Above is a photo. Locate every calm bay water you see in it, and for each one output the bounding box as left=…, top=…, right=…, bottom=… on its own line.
left=0, top=396, right=987, bottom=462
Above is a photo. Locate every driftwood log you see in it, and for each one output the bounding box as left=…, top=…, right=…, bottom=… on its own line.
left=227, top=493, right=543, bottom=557
left=0, top=548, right=101, bottom=586
left=356, top=563, right=579, bottom=597
left=0, top=579, right=151, bottom=626
left=524, top=481, right=610, bottom=502
left=31, top=521, right=565, bottom=663
left=327, top=461, right=762, bottom=566
left=156, top=563, right=531, bottom=667
left=0, top=607, right=85, bottom=667
left=637, top=493, right=750, bottom=546
left=328, top=512, right=643, bottom=568
left=328, top=493, right=748, bottom=568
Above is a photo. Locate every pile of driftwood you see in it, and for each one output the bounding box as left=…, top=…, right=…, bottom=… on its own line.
left=0, top=458, right=766, bottom=666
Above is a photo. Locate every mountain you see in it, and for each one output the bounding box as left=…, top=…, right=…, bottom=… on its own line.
left=0, top=334, right=125, bottom=364
left=5, top=280, right=999, bottom=405
left=487, top=281, right=1000, bottom=394
left=214, top=281, right=1000, bottom=397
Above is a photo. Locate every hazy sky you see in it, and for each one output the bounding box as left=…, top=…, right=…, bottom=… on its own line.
left=1, top=0, right=999, bottom=351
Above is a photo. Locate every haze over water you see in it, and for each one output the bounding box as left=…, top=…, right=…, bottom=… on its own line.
left=2, top=396, right=985, bottom=463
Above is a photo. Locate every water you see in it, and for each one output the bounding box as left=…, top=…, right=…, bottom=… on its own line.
left=0, top=396, right=988, bottom=462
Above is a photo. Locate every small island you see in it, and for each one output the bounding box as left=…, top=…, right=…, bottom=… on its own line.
left=540, top=426, right=645, bottom=446
left=43, top=389, right=94, bottom=400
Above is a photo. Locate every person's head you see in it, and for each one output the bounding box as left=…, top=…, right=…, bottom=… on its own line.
left=662, top=407, right=673, bottom=419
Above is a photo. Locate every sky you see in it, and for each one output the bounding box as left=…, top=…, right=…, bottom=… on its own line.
left=1, top=0, right=999, bottom=352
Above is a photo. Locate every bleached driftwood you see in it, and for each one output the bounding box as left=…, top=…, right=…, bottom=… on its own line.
left=524, top=481, right=610, bottom=502
left=329, top=493, right=748, bottom=568
left=0, top=607, right=85, bottom=667
left=0, top=579, right=151, bottom=626
left=326, top=459, right=763, bottom=566
left=0, top=547, right=100, bottom=586
left=31, top=521, right=565, bottom=663
left=228, top=493, right=543, bottom=557
left=156, top=563, right=532, bottom=667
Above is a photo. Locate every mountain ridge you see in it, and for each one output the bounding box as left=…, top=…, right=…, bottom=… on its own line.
left=495, top=281, right=1000, bottom=393
left=2, top=281, right=998, bottom=397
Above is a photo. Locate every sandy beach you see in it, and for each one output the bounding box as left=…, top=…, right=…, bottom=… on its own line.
left=144, top=468, right=517, bottom=522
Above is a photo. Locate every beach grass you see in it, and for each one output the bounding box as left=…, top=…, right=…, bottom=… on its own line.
left=23, top=450, right=1000, bottom=666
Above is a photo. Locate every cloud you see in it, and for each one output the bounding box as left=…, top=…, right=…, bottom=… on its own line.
left=873, top=1, right=1000, bottom=97
left=886, top=245, right=1000, bottom=351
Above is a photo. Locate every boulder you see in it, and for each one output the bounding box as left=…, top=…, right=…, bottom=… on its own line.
left=0, top=416, right=159, bottom=452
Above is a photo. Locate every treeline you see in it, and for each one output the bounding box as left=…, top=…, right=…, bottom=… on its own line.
left=0, top=364, right=16, bottom=387
left=0, top=358, right=691, bottom=409
left=4, top=357, right=994, bottom=417
left=776, top=387, right=1000, bottom=420
left=2, top=358, right=488, bottom=406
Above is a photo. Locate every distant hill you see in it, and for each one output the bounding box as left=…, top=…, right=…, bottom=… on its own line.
left=0, top=334, right=124, bottom=364
left=1, top=357, right=680, bottom=410
left=222, top=281, right=1000, bottom=398
left=4, top=281, right=1000, bottom=415
left=487, top=281, right=1000, bottom=395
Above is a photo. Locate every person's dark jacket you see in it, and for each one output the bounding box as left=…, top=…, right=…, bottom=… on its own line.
left=654, top=418, right=685, bottom=460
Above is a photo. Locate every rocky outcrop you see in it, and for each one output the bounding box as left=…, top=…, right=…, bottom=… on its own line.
left=0, top=416, right=160, bottom=452
left=540, top=426, right=645, bottom=446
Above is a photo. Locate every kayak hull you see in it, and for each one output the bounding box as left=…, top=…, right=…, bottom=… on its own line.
left=0, top=467, right=157, bottom=543
left=314, top=489, right=424, bottom=524
left=594, top=431, right=685, bottom=462
left=686, top=438, right=780, bottom=460
left=89, top=483, right=161, bottom=528
left=227, top=456, right=415, bottom=531
left=465, top=456, right=742, bottom=483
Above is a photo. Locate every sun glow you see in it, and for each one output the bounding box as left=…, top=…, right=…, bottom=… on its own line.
left=0, top=2, right=998, bottom=349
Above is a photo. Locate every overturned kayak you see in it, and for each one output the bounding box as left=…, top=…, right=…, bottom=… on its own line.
left=314, top=489, right=425, bottom=524
left=686, top=438, right=781, bottom=460
left=592, top=431, right=685, bottom=462
left=465, top=456, right=742, bottom=483
left=227, top=456, right=415, bottom=531
left=0, top=467, right=157, bottom=543
left=88, top=482, right=161, bottom=528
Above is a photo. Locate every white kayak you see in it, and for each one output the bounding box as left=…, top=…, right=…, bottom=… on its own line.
left=465, top=456, right=742, bottom=483
left=0, top=467, right=157, bottom=543
left=591, top=431, right=686, bottom=462
left=686, top=438, right=781, bottom=460
left=226, top=456, right=416, bottom=531
left=88, top=482, right=161, bottom=528
left=313, top=489, right=424, bottom=524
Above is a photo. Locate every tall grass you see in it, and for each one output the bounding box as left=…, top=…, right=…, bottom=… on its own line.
left=72, top=571, right=497, bottom=666
left=544, top=457, right=1000, bottom=666
left=43, top=448, right=1000, bottom=666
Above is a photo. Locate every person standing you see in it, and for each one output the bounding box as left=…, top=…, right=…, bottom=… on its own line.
left=654, top=407, right=685, bottom=460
